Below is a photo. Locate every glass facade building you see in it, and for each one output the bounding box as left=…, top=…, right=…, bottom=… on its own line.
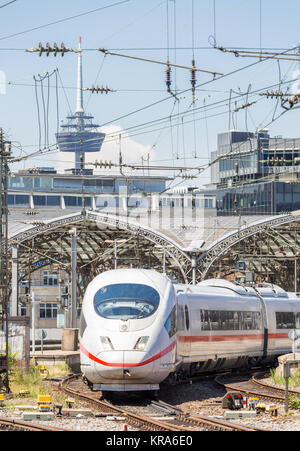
left=208, top=130, right=300, bottom=215
left=7, top=170, right=169, bottom=209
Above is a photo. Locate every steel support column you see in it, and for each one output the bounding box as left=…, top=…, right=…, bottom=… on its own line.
left=71, top=228, right=77, bottom=329
left=11, top=245, right=18, bottom=316
left=0, top=131, right=10, bottom=392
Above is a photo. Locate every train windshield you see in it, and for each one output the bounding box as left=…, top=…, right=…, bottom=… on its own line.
left=94, top=283, right=160, bottom=320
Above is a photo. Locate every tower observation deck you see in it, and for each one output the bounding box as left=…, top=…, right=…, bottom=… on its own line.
left=56, top=37, right=106, bottom=172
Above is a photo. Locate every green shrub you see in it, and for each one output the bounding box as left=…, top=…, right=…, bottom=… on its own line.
left=270, top=367, right=300, bottom=388
left=289, top=395, right=300, bottom=409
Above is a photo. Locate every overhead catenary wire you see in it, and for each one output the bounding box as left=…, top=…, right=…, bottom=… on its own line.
left=56, top=69, right=73, bottom=116
left=271, top=60, right=282, bottom=122
left=9, top=97, right=286, bottom=169
left=85, top=54, right=107, bottom=110
left=1, top=79, right=230, bottom=93
left=0, top=0, right=17, bottom=8
left=4, top=1, right=300, bottom=202
left=203, top=98, right=210, bottom=160
left=96, top=44, right=298, bottom=130
left=11, top=75, right=298, bottom=164
left=99, top=76, right=297, bottom=143
left=0, top=46, right=297, bottom=52
left=259, top=0, right=262, bottom=57
left=10, top=96, right=279, bottom=175
left=166, top=0, right=170, bottom=62
left=0, top=0, right=131, bottom=42
left=55, top=70, right=59, bottom=137
left=98, top=47, right=223, bottom=77
left=33, top=70, right=59, bottom=150
left=12, top=36, right=300, bottom=178
left=33, top=75, right=42, bottom=150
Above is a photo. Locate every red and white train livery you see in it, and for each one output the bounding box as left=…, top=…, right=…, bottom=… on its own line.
left=79, top=269, right=300, bottom=392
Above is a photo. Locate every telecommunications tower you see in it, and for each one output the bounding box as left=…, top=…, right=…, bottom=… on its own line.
left=56, top=37, right=106, bottom=173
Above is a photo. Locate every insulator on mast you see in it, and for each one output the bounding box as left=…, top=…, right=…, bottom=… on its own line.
left=46, top=42, right=51, bottom=57
left=166, top=62, right=172, bottom=94
left=191, top=59, right=196, bottom=103
left=28, top=42, right=71, bottom=56
left=83, top=85, right=116, bottom=94
left=53, top=43, right=58, bottom=57
left=38, top=42, right=44, bottom=57
left=165, top=61, right=179, bottom=101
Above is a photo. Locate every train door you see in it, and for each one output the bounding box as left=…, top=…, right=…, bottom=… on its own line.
left=182, top=304, right=191, bottom=355
left=177, top=295, right=191, bottom=356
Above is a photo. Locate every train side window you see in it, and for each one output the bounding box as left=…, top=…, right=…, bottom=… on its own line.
left=241, top=311, right=253, bottom=330
left=177, top=305, right=185, bottom=331
left=276, top=312, right=296, bottom=329
left=200, top=310, right=209, bottom=331
left=210, top=310, right=220, bottom=330
left=252, top=311, right=262, bottom=330
left=165, top=306, right=177, bottom=338
left=200, top=309, right=262, bottom=331
left=185, top=305, right=190, bottom=331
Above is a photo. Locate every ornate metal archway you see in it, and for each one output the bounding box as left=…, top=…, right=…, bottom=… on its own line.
left=198, top=211, right=300, bottom=291
left=9, top=211, right=194, bottom=290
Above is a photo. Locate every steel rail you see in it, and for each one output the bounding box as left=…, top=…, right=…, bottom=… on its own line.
left=215, top=374, right=285, bottom=403
left=252, top=376, right=300, bottom=398
left=60, top=374, right=193, bottom=431
left=178, top=413, right=269, bottom=432
left=60, top=374, right=271, bottom=431
left=0, top=416, right=72, bottom=431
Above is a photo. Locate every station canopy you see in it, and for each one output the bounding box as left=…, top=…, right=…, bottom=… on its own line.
left=7, top=208, right=300, bottom=292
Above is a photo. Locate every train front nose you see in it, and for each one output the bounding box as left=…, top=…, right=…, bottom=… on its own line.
left=94, top=350, right=154, bottom=381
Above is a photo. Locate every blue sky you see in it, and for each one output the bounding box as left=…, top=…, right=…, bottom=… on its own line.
left=2, top=0, right=300, bottom=185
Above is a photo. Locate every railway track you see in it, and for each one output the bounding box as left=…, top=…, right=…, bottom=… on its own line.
left=215, top=372, right=300, bottom=404
left=60, top=375, right=193, bottom=432
left=60, top=374, right=271, bottom=431
left=252, top=375, right=300, bottom=400
left=0, top=416, right=71, bottom=431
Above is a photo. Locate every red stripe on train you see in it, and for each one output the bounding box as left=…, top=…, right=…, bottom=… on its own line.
left=178, top=332, right=288, bottom=343
left=80, top=341, right=176, bottom=368
left=80, top=333, right=289, bottom=367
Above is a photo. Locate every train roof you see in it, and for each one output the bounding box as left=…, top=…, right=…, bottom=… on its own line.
left=197, top=279, right=257, bottom=296
left=175, top=278, right=300, bottom=300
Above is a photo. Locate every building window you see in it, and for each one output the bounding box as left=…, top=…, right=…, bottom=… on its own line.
left=33, top=177, right=41, bottom=188
left=46, top=196, right=60, bottom=206
left=64, top=196, right=91, bottom=207
left=8, top=194, right=30, bottom=206
left=33, top=196, right=60, bottom=207
left=33, top=195, right=46, bottom=206
left=43, top=271, right=58, bottom=286
left=20, top=305, right=27, bottom=316
left=40, top=303, right=58, bottom=319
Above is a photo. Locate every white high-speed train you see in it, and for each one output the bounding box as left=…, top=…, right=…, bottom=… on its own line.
left=79, top=269, right=300, bottom=392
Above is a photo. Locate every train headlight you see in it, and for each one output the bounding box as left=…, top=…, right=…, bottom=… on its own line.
left=133, top=336, right=149, bottom=351
left=100, top=336, right=114, bottom=350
